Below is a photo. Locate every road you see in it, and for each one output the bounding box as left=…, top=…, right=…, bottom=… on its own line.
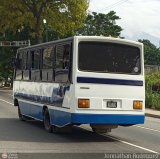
left=0, top=89, right=160, bottom=159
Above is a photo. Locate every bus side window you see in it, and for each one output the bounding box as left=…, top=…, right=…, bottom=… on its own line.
left=15, top=52, right=23, bottom=80
left=30, top=49, right=41, bottom=81
left=42, top=45, right=55, bottom=82
left=63, top=46, right=70, bottom=69
left=55, top=44, right=71, bottom=83
left=22, top=51, right=30, bottom=81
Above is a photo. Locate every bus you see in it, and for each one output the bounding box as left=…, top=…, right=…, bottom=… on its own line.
left=13, top=36, right=145, bottom=133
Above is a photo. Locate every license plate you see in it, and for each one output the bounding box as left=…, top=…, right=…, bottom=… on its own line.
left=107, top=101, right=117, bottom=108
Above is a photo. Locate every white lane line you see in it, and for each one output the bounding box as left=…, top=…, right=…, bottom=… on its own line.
left=135, top=125, right=160, bottom=133
left=0, top=98, right=14, bottom=105
left=81, top=126, right=159, bottom=154
left=103, top=134, right=159, bottom=154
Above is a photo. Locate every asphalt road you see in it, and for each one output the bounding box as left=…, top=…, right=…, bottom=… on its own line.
left=0, top=89, right=160, bottom=159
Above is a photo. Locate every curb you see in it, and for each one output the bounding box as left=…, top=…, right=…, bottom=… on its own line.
left=145, top=113, right=160, bottom=119
left=0, top=87, right=12, bottom=90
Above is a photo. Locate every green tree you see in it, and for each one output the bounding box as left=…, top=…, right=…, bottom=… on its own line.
left=138, top=39, right=160, bottom=65
left=0, top=0, right=88, bottom=44
left=0, top=31, right=24, bottom=87
left=0, top=47, right=15, bottom=86
left=78, top=11, right=122, bottom=37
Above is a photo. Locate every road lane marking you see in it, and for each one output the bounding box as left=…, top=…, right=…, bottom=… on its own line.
left=0, top=98, right=14, bottom=105
left=103, top=134, right=159, bottom=154
left=135, top=125, right=160, bottom=133
left=81, top=126, right=159, bottom=154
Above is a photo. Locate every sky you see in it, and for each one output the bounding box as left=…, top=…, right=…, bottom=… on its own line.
left=89, top=0, right=160, bottom=46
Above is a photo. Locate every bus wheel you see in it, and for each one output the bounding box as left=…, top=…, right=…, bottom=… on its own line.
left=18, top=106, right=25, bottom=121
left=44, top=109, right=52, bottom=133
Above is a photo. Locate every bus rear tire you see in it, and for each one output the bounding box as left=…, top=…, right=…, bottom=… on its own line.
left=18, top=106, right=26, bottom=121
left=44, top=109, right=52, bottom=133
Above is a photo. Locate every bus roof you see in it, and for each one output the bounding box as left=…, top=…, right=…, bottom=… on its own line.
left=18, top=36, right=143, bottom=51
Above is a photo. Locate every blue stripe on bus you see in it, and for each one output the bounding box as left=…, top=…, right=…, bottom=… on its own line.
left=71, top=113, right=145, bottom=124
left=77, top=77, right=143, bottom=86
left=49, top=110, right=145, bottom=126
left=49, top=110, right=144, bottom=126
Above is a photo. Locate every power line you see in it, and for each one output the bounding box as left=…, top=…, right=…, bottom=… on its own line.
left=96, top=0, right=129, bottom=12
left=98, top=0, right=129, bottom=12
left=97, top=0, right=128, bottom=12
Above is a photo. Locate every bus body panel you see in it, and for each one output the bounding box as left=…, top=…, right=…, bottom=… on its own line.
left=18, top=99, right=44, bottom=121
left=75, top=78, right=145, bottom=111
left=14, top=81, right=74, bottom=109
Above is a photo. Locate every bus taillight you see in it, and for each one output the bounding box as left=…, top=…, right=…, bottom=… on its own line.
left=133, top=101, right=143, bottom=109
left=78, top=99, right=90, bottom=108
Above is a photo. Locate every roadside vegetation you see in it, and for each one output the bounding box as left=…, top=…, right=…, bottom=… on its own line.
left=145, top=72, right=160, bottom=110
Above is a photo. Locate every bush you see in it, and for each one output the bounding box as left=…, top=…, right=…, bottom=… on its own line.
left=145, top=72, right=160, bottom=110
left=145, top=91, right=153, bottom=108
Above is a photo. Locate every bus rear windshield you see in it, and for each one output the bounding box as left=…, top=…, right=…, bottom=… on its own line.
left=78, top=41, right=141, bottom=75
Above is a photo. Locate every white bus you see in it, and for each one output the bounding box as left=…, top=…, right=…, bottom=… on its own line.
left=13, top=36, right=145, bottom=133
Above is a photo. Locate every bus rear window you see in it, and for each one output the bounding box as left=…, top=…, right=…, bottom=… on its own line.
left=78, top=42, right=141, bottom=75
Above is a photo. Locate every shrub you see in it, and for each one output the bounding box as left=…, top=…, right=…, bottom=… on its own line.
left=145, top=72, right=160, bottom=110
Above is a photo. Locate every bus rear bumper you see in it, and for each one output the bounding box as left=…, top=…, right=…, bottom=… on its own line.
left=71, top=113, right=145, bottom=125
left=49, top=109, right=145, bottom=127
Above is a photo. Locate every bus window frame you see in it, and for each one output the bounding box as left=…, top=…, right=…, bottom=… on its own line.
left=30, top=48, right=42, bottom=82
left=42, top=45, right=55, bottom=82
left=55, top=42, right=72, bottom=83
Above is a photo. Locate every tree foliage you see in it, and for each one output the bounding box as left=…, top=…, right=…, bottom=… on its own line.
left=0, top=31, right=29, bottom=85
left=0, top=0, right=88, bottom=44
left=78, top=11, right=122, bottom=37
left=138, top=39, right=160, bottom=65
left=0, top=47, right=15, bottom=84
left=145, top=72, right=160, bottom=110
